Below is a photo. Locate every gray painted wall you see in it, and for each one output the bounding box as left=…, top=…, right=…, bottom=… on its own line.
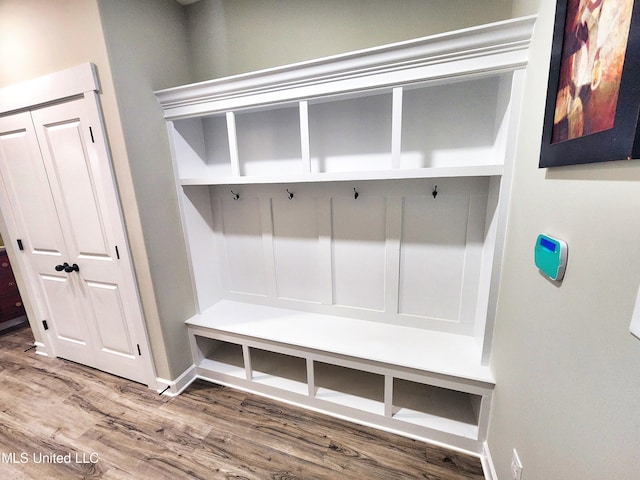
left=97, top=0, right=195, bottom=379
left=488, top=0, right=640, bottom=478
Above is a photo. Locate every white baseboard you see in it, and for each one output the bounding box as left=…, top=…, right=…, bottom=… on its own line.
left=34, top=341, right=49, bottom=357
left=156, top=364, right=197, bottom=396
left=482, top=442, right=498, bottom=480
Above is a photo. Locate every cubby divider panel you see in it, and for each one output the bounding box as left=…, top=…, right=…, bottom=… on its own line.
left=249, top=347, right=308, bottom=395
left=314, top=361, right=385, bottom=415
left=196, top=337, right=245, bottom=379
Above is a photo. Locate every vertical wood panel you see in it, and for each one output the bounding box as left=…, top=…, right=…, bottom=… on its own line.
left=331, top=194, right=386, bottom=311
left=384, top=196, right=402, bottom=314
left=271, top=195, right=321, bottom=303
left=458, top=194, right=488, bottom=330
left=317, top=197, right=334, bottom=305
left=260, top=197, right=277, bottom=299
left=391, top=87, right=403, bottom=169
left=299, top=100, right=311, bottom=173
left=226, top=112, right=240, bottom=176
left=399, top=193, right=469, bottom=321
left=384, top=374, right=394, bottom=417
left=243, top=344, right=252, bottom=381
left=220, top=195, right=267, bottom=296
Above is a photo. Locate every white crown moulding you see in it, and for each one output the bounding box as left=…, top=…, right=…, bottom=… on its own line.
left=155, top=15, right=536, bottom=120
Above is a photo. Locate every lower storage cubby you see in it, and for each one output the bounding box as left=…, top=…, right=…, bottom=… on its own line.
left=188, top=315, right=494, bottom=454
left=392, top=378, right=480, bottom=439
left=249, top=347, right=308, bottom=395
left=195, top=337, right=245, bottom=379
left=313, top=361, right=385, bottom=416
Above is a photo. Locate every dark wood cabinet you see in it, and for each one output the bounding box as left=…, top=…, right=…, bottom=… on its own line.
left=0, top=248, right=26, bottom=330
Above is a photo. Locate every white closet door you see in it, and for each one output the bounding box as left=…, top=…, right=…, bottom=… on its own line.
left=0, top=97, right=152, bottom=384
left=0, top=112, right=97, bottom=367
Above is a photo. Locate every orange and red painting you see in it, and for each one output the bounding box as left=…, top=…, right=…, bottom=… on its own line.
left=552, top=0, right=634, bottom=143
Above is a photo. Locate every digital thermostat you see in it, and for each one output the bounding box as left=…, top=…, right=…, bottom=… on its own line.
left=534, top=234, right=568, bottom=281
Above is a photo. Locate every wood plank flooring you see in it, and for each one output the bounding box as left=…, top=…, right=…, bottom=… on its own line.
left=0, top=325, right=485, bottom=479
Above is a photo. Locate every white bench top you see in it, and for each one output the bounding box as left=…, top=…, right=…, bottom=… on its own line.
left=186, top=300, right=494, bottom=385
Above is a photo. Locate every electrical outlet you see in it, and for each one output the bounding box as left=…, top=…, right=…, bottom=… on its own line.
left=511, top=449, right=523, bottom=480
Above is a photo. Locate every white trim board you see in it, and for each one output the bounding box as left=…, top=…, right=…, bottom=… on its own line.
left=0, top=63, right=99, bottom=115
left=157, top=364, right=198, bottom=396
left=156, top=16, right=536, bottom=120
left=629, top=282, right=640, bottom=341
left=482, top=442, right=498, bottom=480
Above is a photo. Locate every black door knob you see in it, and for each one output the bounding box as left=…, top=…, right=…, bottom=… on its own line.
left=55, top=262, right=79, bottom=273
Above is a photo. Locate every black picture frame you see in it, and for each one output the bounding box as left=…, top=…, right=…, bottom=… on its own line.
left=540, top=0, right=640, bottom=168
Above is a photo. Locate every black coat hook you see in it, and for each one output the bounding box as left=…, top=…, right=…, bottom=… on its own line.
left=286, top=189, right=294, bottom=200
left=432, top=185, right=438, bottom=199
left=353, top=188, right=359, bottom=200
left=231, top=190, right=239, bottom=200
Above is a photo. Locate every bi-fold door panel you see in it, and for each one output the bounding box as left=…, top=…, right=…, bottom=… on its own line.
left=0, top=113, right=67, bottom=258
left=84, top=279, right=133, bottom=357
left=0, top=96, right=148, bottom=384
left=31, top=101, right=139, bottom=366
left=34, top=115, right=112, bottom=259
left=0, top=112, right=96, bottom=362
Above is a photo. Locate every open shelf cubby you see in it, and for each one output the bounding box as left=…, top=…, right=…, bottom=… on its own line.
left=170, top=72, right=513, bottom=185
left=159, top=15, right=535, bottom=454
left=249, top=347, right=308, bottom=395
left=392, top=378, right=481, bottom=440
left=313, top=361, right=386, bottom=416
left=194, top=337, right=245, bottom=379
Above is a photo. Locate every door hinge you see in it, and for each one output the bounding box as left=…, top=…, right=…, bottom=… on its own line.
left=89, top=126, right=95, bottom=143
left=17, top=239, right=24, bottom=251
left=137, top=344, right=141, bottom=356
left=42, top=320, right=49, bottom=331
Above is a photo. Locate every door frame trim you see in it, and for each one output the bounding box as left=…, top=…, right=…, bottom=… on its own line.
left=0, top=63, right=99, bottom=115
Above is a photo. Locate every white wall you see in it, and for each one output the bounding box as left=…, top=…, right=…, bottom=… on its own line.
left=487, top=0, right=640, bottom=478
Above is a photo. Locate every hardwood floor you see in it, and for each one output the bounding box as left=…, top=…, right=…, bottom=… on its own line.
left=0, top=325, right=485, bottom=479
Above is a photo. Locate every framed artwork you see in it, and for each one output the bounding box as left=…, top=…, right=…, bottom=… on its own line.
left=540, top=0, right=640, bottom=167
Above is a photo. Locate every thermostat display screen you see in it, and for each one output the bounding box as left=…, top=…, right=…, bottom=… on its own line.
left=534, top=234, right=568, bottom=281
left=539, top=237, right=557, bottom=253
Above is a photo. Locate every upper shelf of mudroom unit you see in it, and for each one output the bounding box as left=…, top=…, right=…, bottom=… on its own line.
left=157, top=16, right=535, bottom=185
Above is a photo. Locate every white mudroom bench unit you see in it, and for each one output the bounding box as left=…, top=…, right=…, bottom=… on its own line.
left=156, top=15, right=535, bottom=454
